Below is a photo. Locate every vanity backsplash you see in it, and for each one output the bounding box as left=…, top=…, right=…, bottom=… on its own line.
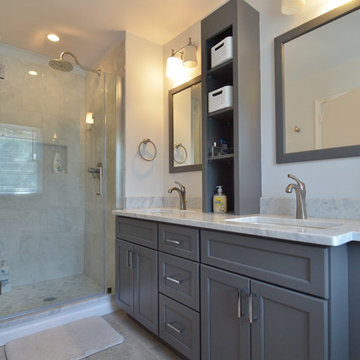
left=261, top=197, right=360, bottom=220
left=124, top=196, right=202, bottom=210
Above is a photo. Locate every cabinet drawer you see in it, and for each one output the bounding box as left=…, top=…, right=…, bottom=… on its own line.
left=159, top=294, right=200, bottom=360
left=116, top=217, right=157, bottom=249
left=201, top=229, right=329, bottom=298
left=159, top=224, right=199, bottom=261
left=159, top=252, right=199, bottom=311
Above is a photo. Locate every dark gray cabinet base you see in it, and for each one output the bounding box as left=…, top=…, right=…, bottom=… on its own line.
left=115, top=239, right=158, bottom=334
left=201, top=264, right=328, bottom=360
left=159, top=294, right=200, bottom=360
left=251, top=280, right=327, bottom=360
left=201, top=265, right=251, bottom=360
left=116, top=216, right=351, bottom=360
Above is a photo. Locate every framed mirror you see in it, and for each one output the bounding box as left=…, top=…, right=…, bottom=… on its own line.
left=169, top=75, right=202, bottom=173
left=275, top=2, right=360, bottom=163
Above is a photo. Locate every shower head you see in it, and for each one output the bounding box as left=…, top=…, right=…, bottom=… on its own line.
left=49, top=58, right=74, bottom=72
left=48, top=51, right=100, bottom=76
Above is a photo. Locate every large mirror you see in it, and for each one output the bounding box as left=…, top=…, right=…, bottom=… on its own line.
left=169, top=75, right=202, bottom=173
left=275, top=2, right=360, bottom=163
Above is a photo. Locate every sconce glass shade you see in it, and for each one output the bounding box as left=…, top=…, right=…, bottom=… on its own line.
left=86, top=112, right=94, bottom=125
left=166, top=54, right=182, bottom=78
left=183, top=44, right=197, bottom=68
left=281, top=0, right=306, bottom=15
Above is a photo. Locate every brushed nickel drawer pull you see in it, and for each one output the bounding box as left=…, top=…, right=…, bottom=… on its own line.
left=249, top=293, right=253, bottom=324
left=165, top=239, right=180, bottom=246
left=166, top=276, right=183, bottom=285
left=166, top=322, right=182, bottom=334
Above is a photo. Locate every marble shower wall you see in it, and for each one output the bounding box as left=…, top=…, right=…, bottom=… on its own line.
left=0, top=43, right=86, bottom=287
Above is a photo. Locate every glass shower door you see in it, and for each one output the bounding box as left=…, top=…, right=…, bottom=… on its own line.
left=0, top=43, right=106, bottom=320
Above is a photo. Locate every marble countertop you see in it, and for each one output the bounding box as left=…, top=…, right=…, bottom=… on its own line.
left=112, top=208, right=360, bottom=246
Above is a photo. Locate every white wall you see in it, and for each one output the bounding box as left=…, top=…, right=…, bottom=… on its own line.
left=125, top=32, right=164, bottom=197
left=246, top=0, right=360, bottom=199
left=163, top=22, right=202, bottom=198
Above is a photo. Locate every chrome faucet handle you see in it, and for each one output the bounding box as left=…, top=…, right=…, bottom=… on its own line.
left=287, top=174, right=306, bottom=191
left=174, top=181, right=185, bottom=192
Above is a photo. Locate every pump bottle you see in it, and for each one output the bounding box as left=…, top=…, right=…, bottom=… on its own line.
left=213, top=186, right=227, bottom=213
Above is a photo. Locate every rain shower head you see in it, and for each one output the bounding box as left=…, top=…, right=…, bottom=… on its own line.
left=48, top=51, right=100, bottom=76
left=49, top=58, right=74, bottom=72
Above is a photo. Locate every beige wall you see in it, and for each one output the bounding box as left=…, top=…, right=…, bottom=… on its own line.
left=125, top=32, right=164, bottom=197
left=162, top=21, right=202, bottom=199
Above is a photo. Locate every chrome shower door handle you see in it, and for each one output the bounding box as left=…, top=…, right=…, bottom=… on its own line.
left=96, top=162, right=103, bottom=196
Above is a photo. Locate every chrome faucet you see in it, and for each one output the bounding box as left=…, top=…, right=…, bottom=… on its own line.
left=168, top=181, right=186, bottom=210
left=285, top=174, right=307, bottom=219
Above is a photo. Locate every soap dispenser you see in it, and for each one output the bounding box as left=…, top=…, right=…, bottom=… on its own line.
left=213, top=185, right=227, bottom=213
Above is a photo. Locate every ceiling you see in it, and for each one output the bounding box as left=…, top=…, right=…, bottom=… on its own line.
left=0, top=0, right=228, bottom=68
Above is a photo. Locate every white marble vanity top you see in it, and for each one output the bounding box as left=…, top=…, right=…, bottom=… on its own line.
left=112, top=208, right=360, bottom=246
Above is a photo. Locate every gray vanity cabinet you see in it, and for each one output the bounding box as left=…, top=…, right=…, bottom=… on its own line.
left=115, top=218, right=159, bottom=335
left=133, top=243, right=158, bottom=334
left=116, top=239, right=134, bottom=314
left=201, top=265, right=251, bottom=360
left=116, top=216, right=348, bottom=359
left=201, top=264, right=328, bottom=360
left=251, top=281, right=327, bottom=360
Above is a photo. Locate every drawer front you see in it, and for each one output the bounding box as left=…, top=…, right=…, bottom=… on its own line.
left=159, top=252, right=199, bottom=311
left=159, top=224, right=199, bottom=261
left=159, top=294, right=200, bottom=360
left=201, top=229, right=329, bottom=298
left=116, top=217, right=158, bottom=249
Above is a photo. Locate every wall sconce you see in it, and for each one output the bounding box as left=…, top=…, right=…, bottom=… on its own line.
left=166, top=38, right=197, bottom=78
left=281, top=0, right=306, bottom=15
left=86, top=112, right=94, bottom=130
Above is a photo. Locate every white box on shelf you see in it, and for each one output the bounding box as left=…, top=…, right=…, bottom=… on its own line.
left=208, top=85, right=233, bottom=113
left=211, top=36, right=233, bottom=68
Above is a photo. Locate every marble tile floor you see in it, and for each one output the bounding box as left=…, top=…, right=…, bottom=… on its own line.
left=0, top=311, right=181, bottom=360
left=0, top=273, right=102, bottom=319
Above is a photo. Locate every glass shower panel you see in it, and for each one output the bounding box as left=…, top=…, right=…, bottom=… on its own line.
left=0, top=43, right=106, bottom=320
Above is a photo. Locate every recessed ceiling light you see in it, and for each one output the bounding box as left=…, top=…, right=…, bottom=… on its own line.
left=28, top=70, right=38, bottom=76
left=47, top=33, right=60, bottom=42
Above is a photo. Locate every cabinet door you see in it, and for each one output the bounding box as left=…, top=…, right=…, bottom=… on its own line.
left=201, top=265, right=251, bottom=360
left=251, top=280, right=328, bottom=360
left=134, top=244, right=158, bottom=334
left=115, top=239, right=134, bottom=315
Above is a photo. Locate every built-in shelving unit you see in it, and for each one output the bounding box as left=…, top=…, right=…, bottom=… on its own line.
left=201, top=0, right=261, bottom=214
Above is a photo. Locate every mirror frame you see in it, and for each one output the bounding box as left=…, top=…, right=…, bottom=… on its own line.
left=169, top=75, right=202, bottom=173
left=275, top=1, right=360, bottom=163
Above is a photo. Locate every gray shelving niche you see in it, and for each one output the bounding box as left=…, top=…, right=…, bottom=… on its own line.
left=201, top=0, right=261, bottom=215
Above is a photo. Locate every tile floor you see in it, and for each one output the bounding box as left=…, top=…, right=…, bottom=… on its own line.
left=0, top=274, right=102, bottom=320
left=0, top=310, right=181, bottom=360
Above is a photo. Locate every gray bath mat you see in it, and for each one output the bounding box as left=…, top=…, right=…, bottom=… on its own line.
left=5, top=316, right=124, bottom=360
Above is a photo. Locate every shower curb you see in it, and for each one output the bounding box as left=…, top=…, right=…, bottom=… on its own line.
left=0, top=295, right=118, bottom=346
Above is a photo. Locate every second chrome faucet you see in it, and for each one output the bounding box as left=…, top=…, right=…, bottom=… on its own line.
left=285, top=174, right=307, bottom=219
left=168, top=181, right=186, bottom=210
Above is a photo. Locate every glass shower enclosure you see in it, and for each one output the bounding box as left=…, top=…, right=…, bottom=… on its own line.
left=0, top=42, right=110, bottom=320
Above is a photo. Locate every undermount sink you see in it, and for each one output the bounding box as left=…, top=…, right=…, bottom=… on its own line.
left=225, top=216, right=342, bottom=230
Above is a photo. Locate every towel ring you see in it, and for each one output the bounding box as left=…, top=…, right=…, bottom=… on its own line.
left=174, top=143, right=188, bottom=164
left=138, top=138, right=157, bottom=161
